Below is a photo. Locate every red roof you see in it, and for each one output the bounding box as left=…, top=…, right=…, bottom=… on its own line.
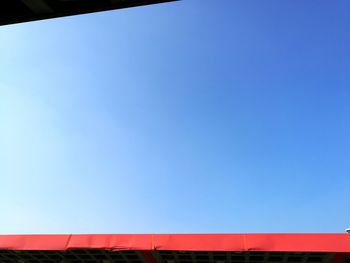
left=1, top=234, right=350, bottom=252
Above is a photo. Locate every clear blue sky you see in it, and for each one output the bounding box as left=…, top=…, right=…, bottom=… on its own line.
left=1, top=0, right=350, bottom=234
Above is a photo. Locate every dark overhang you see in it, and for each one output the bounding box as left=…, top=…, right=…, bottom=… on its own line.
left=0, top=0, right=177, bottom=26
left=1, top=249, right=349, bottom=263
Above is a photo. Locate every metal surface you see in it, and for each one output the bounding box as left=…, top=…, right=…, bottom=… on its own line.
left=0, top=250, right=345, bottom=263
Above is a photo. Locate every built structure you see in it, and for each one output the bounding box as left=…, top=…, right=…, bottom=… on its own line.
left=0, top=234, right=349, bottom=263
left=0, top=0, right=176, bottom=26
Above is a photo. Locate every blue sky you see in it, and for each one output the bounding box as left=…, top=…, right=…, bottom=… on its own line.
left=1, top=0, right=350, bottom=234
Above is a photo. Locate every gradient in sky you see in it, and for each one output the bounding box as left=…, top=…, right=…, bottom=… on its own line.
left=1, top=0, right=350, bottom=234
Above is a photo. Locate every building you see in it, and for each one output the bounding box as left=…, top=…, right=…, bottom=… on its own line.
left=0, top=234, right=349, bottom=263
left=0, top=0, right=176, bottom=26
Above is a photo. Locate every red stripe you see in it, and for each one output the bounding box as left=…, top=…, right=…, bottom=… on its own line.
left=0, top=234, right=350, bottom=252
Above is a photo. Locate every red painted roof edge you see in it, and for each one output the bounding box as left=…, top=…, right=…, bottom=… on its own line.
left=0, top=234, right=350, bottom=252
